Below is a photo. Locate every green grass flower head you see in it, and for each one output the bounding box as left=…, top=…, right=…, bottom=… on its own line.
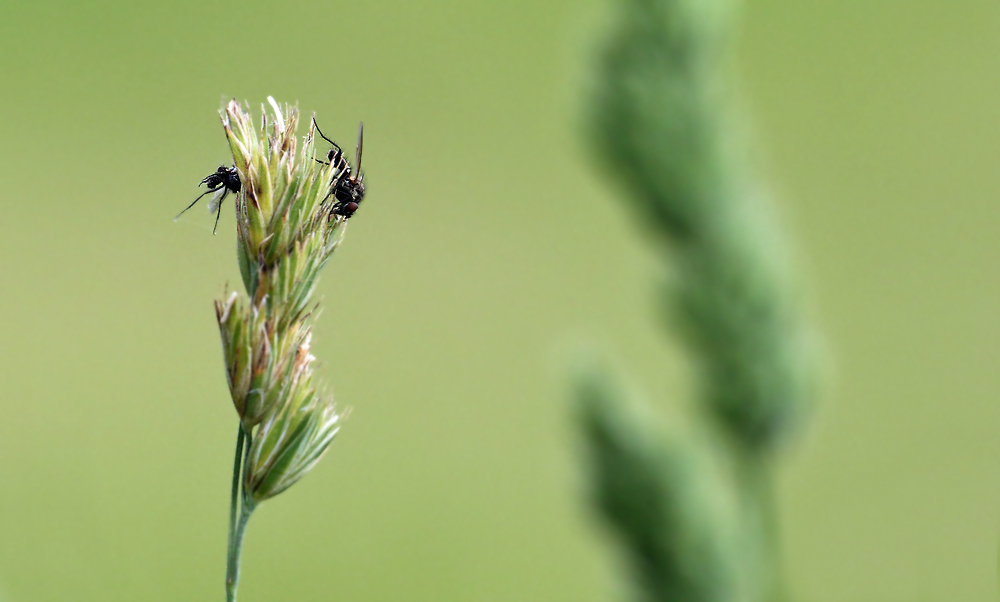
left=216, top=97, right=348, bottom=504
left=206, top=97, right=366, bottom=602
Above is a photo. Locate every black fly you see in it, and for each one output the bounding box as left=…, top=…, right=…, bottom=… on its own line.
left=312, top=119, right=366, bottom=219
left=175, top=165, right=241, bottom=234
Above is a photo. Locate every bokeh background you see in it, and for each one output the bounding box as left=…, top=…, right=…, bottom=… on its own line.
left=0, top=1, right=997, bottom=601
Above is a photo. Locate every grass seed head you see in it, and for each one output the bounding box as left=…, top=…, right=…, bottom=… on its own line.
left=215, top=97, right=356, bottom=500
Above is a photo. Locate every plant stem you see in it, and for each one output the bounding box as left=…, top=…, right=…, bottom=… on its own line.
left=228, top=424, right=245, bottom=553
left=226, top=503, right=255, bottom=602
left=226, top=426, right=255, bottom=602
left=737, top=458, right=785, bottom=602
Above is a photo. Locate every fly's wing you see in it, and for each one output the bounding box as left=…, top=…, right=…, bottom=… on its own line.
left=207, top=190, right=224, bottom=214
left=353, top=122, right=364, bottom=176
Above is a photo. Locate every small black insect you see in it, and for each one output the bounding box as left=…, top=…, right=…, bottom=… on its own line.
left=175, top=165, right=242, bottom=234
left=313, top=119, right=366, bottom=219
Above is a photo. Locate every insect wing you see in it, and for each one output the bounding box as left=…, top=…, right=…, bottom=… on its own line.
left=207, top=190, right=223, bottom=214
left=354, top=122, right=363, bottom=174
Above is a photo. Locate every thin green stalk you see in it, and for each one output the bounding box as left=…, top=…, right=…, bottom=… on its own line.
left=228, top=424, right=245, bottom=553
left=226, top=428, right=255, bottom=602
left=226, top=505, right=255, bottom=602
left=225, top=425, right=246, bottom=602
left=736, top=458, right=785, bottom=602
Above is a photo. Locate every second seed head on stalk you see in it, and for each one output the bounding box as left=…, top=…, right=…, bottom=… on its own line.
left=214, top=97, right=353, bottom=504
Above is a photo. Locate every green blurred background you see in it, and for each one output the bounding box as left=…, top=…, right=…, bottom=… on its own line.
left=0, top=1, right=997, bottom=600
